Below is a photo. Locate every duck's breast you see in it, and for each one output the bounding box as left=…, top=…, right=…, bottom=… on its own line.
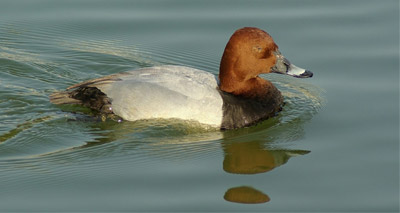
left=101, top=65, right=223, bottom=127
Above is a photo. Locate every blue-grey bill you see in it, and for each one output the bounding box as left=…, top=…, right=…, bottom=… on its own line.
left=271, top=51, right=313, bottom=78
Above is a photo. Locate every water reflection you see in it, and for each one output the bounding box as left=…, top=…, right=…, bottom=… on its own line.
left=221, top=139, right=309, bottom=204
left=0, top=113, right=313, bottom=206
left=222, top=140, right=309, bottom=174
left=224, top=186, right=270, bottom=204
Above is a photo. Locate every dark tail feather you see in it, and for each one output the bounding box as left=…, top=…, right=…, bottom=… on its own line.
left=50, top=88, right=112, bottom=114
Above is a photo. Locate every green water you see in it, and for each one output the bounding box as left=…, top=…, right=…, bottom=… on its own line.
left=0, top=0, right=398, bottom=211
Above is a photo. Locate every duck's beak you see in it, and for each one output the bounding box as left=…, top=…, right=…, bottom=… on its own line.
left=271, top=51, right=313, bottom=78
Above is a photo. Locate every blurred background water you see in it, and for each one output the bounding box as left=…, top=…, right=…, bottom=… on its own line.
left=0, top=0, right=398, bottom=211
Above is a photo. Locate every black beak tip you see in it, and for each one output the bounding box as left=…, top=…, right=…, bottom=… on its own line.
left=301, top=70, right=313, bottom=78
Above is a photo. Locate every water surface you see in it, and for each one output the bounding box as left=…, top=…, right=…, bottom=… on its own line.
left=0, top=0, right=398, bottom=211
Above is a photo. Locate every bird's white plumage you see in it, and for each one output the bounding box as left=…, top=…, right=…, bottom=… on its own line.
left=98, top=65, right=223, bottom=127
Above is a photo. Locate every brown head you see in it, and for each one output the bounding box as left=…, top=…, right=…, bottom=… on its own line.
left=219, top=27, right=312, bottom=97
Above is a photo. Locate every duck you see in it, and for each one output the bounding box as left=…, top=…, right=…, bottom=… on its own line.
left=50, top=27, right=313, bottom=130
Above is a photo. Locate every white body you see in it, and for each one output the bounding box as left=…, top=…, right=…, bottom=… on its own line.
left=98, top=65, right=224, bottom=127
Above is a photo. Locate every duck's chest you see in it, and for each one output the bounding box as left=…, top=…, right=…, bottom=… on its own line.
left=218, top=89, right=284, bottom=129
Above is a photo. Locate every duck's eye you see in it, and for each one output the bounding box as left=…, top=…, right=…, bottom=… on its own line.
left=252, top=46, right=262, bottom=52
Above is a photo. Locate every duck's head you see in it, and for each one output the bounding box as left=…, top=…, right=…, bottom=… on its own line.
left=219, top=27, right=312, bottom=94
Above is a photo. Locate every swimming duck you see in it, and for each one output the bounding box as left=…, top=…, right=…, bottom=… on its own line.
left=50, top=27, right=313, bottom=130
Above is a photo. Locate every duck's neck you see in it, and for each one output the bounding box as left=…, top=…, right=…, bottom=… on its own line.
left=219, top=72, right=274, bottom=99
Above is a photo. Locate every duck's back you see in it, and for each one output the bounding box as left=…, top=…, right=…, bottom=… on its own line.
left=51, top=65, right=224, bottom=127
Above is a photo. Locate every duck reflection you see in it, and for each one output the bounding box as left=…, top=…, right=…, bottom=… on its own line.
left=33, top=114, right=311, bottom=206
left=222, top=139, right=309, bottom=204
left=222, top=140, right=309, bottom=174
left=224, top=186, right=270, bottom=204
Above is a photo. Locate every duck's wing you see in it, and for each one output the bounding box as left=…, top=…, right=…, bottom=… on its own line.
left=100, top=66, right=223, bottom=125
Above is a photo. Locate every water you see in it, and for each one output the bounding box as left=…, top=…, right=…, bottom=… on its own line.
left=0, top=0, right=398, bottom=211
